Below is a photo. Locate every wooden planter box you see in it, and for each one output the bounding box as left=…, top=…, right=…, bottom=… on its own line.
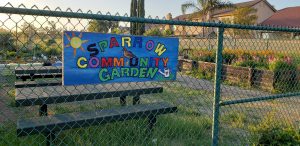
left=178, top=59, right=277, bottom=91
left=178, top=59, right=197, bottom=74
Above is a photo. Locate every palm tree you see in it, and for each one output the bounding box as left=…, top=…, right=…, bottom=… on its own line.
left=181, top=0, right=234, bottom=37
left=181, top=0, right=234, bottom=22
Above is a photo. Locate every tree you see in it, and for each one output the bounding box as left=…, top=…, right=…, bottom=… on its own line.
left=87, top=20, right=118, bottom=33
left=137, top=0, right=145, bottom=35
left=130, top=0, right=137, bottom=35
left=20, top=22, right=37, bottom=50
left=46, top=21, right=62, bottom=40
left=0, top=31, right=15, bottom=52
left=130, top=0, right=145, bottom=35
left=144, top=28, right=162, bottom=36
left=225, top=7, right=257, bottom=37
left=181, top=0, right=234, bottom=37
left=20, top=22, right=37, bottom=37
left=233, top=7, right=257, bottom=25
left=181, top=0, right=234, bottom=22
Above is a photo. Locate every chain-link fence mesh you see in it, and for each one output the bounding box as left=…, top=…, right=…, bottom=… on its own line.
left=0, top=3, right=299, bottom=146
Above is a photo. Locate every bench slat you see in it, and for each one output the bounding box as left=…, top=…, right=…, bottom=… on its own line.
left=16, top=73, right=62, bottom=80
left=15, top=66, right=62, bottom=74
left=16, top=83, right=163, bottom=107
left=17, top=102, right=177, bottom=136
left=15, top=81, right=62, bottom=88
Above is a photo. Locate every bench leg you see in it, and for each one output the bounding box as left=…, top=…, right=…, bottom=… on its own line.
left=120, top=96, right=126, bottom=106
left=39, top=104, right=48, bottom=116
left=133, top=95, right=140, bottom=105
left=45, top=132, right=55, bottom=146
left=148, top=115, right=157, bottom=132
left=21, top=77, right=26, bottom=81
left=39, top=104, right=54, bottom=146
left=30, top=73, right=35, bottom=81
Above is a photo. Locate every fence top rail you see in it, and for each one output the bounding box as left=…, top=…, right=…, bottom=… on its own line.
left=0, top=5, right=300, bottom=33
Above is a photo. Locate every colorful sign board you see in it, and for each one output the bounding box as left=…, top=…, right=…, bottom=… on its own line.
left=63, top=31, right=179, bottom=85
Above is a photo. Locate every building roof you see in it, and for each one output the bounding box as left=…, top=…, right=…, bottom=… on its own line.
left=260, top=7, right=300, bottom=27
left=173, top=0, right=276, bottom=21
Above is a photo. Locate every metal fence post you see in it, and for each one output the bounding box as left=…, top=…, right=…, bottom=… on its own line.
left=212, top=26, right=224, bottom=146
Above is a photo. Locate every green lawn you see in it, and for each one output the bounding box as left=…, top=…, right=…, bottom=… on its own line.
left=0, top=78, right=299, bottom=145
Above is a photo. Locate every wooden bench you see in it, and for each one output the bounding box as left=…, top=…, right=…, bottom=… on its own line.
left=15, top=66, right=62, bottom=88
left=17, top=102, right=177, bottom=136
left=15, top=81, right=177, bottom=145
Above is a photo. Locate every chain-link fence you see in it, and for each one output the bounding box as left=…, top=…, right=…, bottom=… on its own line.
left=0, top=3, right=300, bottom=146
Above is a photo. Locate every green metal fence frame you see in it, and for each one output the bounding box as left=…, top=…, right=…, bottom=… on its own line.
left=0, top=6, right=300, bottom=146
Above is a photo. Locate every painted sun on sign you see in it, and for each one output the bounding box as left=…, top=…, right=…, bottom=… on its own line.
left=64, top=32, right=88, bottom=57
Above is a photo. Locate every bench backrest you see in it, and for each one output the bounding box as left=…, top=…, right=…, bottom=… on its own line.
left=15, top=66, right=62, bottom=88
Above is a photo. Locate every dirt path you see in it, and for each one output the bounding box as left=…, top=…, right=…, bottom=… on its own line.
left=177, top=75, right=271, bottom=100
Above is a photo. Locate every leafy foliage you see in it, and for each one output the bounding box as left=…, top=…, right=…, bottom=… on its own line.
left=0, top=31, right=16, bottom=51
left=234, top=60, right=268, bottom=69
left=162, top=29, right=174, bottom=36
left=143, top=28, right=162, bottom=36
left=249, top=112, right=300, bottom=146
left=87, top=20, right=118, bottom=33
left=269, top=60, right=298, bottom=93
left=181, top=0, right=234, bottom=21
left=233, top=6, right=257, bottom=25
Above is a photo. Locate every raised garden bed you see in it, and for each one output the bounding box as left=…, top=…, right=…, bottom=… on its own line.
left=178, top=59, right=299, bottom=92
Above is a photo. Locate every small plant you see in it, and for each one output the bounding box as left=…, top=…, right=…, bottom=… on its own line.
left=111, top=28, right=123, bottom=34
left=269, top=60, right=298, bottom=93
left=222, top=52, right=237, bottom=64
left=222, top=111, right=246, bottom=128
left=188, top=68, right=214, bottom=80
left=6, top=51, right=16, bottom=58
left=46, top=39, right=56, bottom=46
left=191, top=50, right=216, bottom=63
left=143, top=28, right=162, bottom=36
left=162, top=29, right=173, bottom=36
left=249, top=112, right=300, bottom=146
left=233, top=60, right=269, bottom=69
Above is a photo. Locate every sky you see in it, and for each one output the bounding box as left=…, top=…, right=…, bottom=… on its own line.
left=0, top=0, right=300, bottom=18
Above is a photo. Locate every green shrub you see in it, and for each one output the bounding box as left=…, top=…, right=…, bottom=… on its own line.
left=45, top=47, right=61, bottom=56
left=200, top=53, right=216, bottom=63
left=0, top=32, right=15, bottom=51
left=222, top=112, right=246, bottom=128
left=257, top=127, right=300, bottom=145
left=191, top=51, right=216, bottom=63
left=240, top=52, right=252, bottom=60
left=269, top=61, right=297, bottom=93
left=249, top=112, right=300, bottom=145
left=46, top=39, right=56, bottom=46
left=233, top=60, right=269, bottom=69
left=111, top=28, right=122, bottom=34
left=222, top=52, right=237, bottom=64
left=269, top=60, right=296, bottom=71
left=6, top=51, right=16, bottom=58
left=0, top=50, right=4, bottom=58
left=33, top=44, right=45, bottom=57
left=143, top=28, right=162, bottom=36
left=188, top=68, right=214, bottom=80
left=162, top=29, right=173, bottom=36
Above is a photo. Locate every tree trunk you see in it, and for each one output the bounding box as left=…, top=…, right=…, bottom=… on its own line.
left=137, top=0, right=145, bottom=35
left=130, top=0, right=138, bottom=35
left=206, top=10, right=213, bottom=37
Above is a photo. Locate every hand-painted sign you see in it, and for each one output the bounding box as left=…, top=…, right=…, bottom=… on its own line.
left=63, top=31, right=179, bottom=85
